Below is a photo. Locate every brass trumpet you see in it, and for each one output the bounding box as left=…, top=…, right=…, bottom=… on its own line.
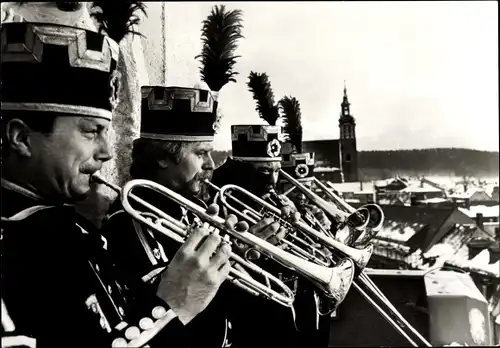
left=216, top=184, right=374, bottom=271
left=270, top=174, right=432, bottom=347
left=206, top=181, right=334, bottom=267
left=92, top=175, right=356, bottom=311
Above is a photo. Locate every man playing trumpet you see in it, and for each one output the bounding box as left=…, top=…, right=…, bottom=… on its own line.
left=0, top=4, right=233, bottom=347
left=210, top=72, right=334, bottom=348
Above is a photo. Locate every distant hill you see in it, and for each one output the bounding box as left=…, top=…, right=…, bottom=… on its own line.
left=212, top=148, right=499, bottom=180
left=357, top=148, right=499, bottom=180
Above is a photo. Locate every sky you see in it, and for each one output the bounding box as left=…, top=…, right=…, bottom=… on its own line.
left=159, top=1, right=499, bottom=152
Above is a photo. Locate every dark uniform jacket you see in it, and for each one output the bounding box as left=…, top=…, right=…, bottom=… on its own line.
left=102, top=187, right=232, bottom=348
left=211, top=158, right=331, bottom=348
left=0, top=179, right=189, bottom=348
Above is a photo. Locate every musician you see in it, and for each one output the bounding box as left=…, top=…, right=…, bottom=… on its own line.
left=210, top=74, right=336, bottom=347
left=0, top=15, right=233, bottom=348
left=278, top=95, right=336, bottom=348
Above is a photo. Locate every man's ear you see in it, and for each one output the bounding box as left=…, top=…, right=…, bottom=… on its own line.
left=157, top=158, right=169, bottom=169
left=5, top=118, right=33, bottom=158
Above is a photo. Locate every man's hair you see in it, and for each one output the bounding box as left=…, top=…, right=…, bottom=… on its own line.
left=129, top=138, right=189, bottom=179
left=1, top=110, right=58, bottom=159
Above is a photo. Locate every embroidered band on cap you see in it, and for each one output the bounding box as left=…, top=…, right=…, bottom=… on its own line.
left=230, top=124, right=283, bottom=162
left=140, top=86, right=221, bottom=142
left=281, top=152, right=316, bottom=180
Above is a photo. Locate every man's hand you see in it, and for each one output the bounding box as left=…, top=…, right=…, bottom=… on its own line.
left=156, top=205, right=240, bottom=325
left=304, top=204, right=332, bottom=231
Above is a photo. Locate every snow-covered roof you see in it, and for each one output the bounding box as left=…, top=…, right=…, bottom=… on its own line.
left=417, top=197, right=451, bottom=204
left=374, top=220, right=426, bottom=242
left=314, top=167, right=340, bottom=173
left=447, top=248, right=500, bottom=278
left=326, top=181, right=374, bottom=194
left=401, top=182, right=443, bottom=193
left=458, top=205, right=499, bottom=218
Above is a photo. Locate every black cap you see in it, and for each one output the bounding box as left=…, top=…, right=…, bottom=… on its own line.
left=231, top=124, right=283, bottom=162
left=1, top=22, right=120, bottom=121
left=140, top=86, right=220, bottom=141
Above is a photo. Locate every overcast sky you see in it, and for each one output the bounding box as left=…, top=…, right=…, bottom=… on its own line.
left=163, top=1, right=498, bottom=152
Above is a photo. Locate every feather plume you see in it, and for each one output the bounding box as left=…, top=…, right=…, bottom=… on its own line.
left=247, top=71, right=280, bottom=126
left=195, top=5, right=244, bottom=92
left=279, top=96, right=303, bottom=153
left=90, top=1, right=147, bottom=43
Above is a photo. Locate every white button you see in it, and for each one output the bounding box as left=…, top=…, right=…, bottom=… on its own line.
left=112, top=338, right=128, bottom=347
left=95, top=264, right=100, bottom=273
left=152, top=306, right=167, bottom=319
left=125, top=326, right=141, bottom=340
left=118, top=307, right=125, bottom=316
left=108, top=285, right=113, bottom=294
left=139, top=317, right=154, bottom=330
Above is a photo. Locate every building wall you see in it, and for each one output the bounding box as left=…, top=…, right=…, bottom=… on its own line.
left=340, top=137, right=359, bottom=182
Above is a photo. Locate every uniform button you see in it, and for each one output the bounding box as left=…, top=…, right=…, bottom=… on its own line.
left=139, top=317, right=154, bottom=330
left=108, top=285, right=113, bottom=294
left=125, top=326, right=141, bottom=340
left=112, top=338, right=128, bottom=347
left=152, top=306, right=167, bottom=319
left=95, top=264, right=100, bottom=273
left=118, top=307, right=125, bottom=316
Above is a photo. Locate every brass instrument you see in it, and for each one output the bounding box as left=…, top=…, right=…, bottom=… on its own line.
left=272, top=172, right=432, bottom=347
left=207, top=181, right=334, bottom=267
left=279, top=170, right=372, bottom=246
left=215, top=183, right=374, bottom=271
left=92, top=175, right=356, bottom=313
left=312, top=177, right=384, bottom=246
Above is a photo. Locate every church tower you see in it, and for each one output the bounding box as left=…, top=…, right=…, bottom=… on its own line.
left=339, top=82, right=359, bottom=182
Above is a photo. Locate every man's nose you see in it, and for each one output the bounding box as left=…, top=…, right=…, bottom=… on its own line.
left=204, top=153, right=215, bottom=170
left=271, top=172, right=279, bottom=186
left=97, top=137, right=112, bottom=162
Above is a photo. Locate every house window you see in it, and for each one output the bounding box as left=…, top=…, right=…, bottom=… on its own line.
left=345, top=154, right=351, bottom=162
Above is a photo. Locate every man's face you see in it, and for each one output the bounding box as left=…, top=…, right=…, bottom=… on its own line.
left=160, top=141, right=215, bottom=199
left=249, top=161, right=281, bottom=194
left=29, top=116, right=111, bottom=201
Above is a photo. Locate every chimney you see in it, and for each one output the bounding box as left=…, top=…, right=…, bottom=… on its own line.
left=476, top=213, right=484, bottom=229
left=420, top=179, right=424, bottom=188
left=465, top=199, right=471, bottom=210
left=495, top=227, right=500, bottom=242
left=360, top=181, right=363, bottom=191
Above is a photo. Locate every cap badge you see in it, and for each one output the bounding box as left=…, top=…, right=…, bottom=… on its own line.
left=295, top=164, right=309, bottom=178
left=109, top=70, right=122, bottom=110
left=266, top=139, right=281, bottom=158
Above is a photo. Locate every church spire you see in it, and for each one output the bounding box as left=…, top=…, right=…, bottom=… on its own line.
left=341, top=81, right=351, bottom=116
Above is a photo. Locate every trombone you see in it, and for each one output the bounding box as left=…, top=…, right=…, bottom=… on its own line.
left=274, top=172, right=433, bottom=347
left=311, top=177, right=384, bottom=246
left=92, top=175, right=356, bottom=311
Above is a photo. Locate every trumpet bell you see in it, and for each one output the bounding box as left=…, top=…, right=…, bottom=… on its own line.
left=352, top=204, right=385, bottom=246
left=321, top=257, right=356, bottom=309
left=345, top=207, right=370, bottom=232
left=363, top=204, right=385, bottom=231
